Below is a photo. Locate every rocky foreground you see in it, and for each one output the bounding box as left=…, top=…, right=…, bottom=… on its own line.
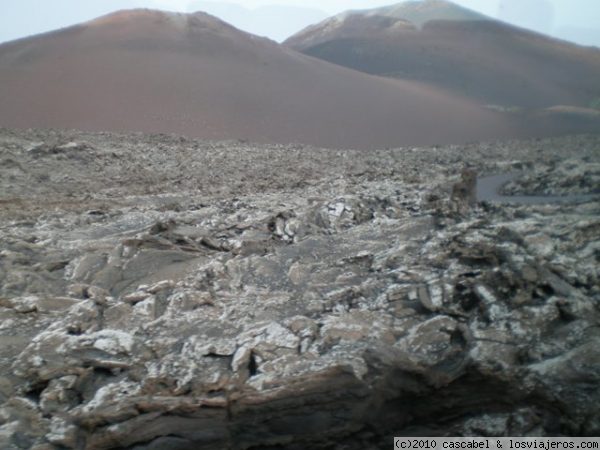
left=0, top=129, right=599, bottom=449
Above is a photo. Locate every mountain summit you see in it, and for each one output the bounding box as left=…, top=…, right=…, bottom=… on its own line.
left=344, top=0, right=489, bottom=27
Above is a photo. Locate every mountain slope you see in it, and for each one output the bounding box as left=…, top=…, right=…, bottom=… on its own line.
left=0, top=9, right=521, bottom=149
left=285, top=0, right=600, bottom=109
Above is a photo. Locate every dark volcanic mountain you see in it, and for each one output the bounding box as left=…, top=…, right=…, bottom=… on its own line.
left=285, top=0, right=600, bottom=110
left=0, top=9, right=517, bottom=149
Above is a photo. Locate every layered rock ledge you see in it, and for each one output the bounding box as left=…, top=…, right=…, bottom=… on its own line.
left=0, top=129, right=599, bottom=449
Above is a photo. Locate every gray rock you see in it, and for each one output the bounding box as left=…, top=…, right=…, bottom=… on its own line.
left=0, top=129, right=598, bottom=448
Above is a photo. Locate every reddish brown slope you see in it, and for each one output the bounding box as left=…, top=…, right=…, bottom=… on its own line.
left=285, top=1, right=600, bottom=110
left=0, top=9, right=518, bottom=149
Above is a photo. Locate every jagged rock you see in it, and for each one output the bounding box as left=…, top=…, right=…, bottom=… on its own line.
left=199, top=236, right=224, bottom=251
left=451, top=168, right=478, bottom=206
left=0, top=129, right=598, bottom=448
left=39, top=375, right=79, bottom=415
left=46, top=417, right=79, bottom=448
left=502, top=159, right=600, bottom=196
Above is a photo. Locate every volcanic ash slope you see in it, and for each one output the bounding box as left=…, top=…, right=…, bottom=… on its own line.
left=0, top=9, right=517, bottom=149
left=286, top=0, right=600, bottom=111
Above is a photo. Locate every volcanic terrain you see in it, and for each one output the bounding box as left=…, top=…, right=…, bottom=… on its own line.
left=0, top=9, right=517, bottom=149
left=1, top=4, right=600, bottom=447
left=0, top=127, right=599, bottom=448
left=286, top=0, right=600, bottom=110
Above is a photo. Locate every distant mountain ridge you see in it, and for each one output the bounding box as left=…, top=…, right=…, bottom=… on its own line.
left=289, top=0, right=490, bottom=48
left=0, top=8, right=522, bottom=149
left=286, top=0, right=600, bottom=109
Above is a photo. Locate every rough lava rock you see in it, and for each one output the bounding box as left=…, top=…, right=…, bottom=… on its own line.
left=501, top=158, right=600, bottom=196
left=0, top=128, right=599, bottom=449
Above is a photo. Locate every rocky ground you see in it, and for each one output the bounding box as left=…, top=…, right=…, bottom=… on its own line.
left=501, top=158, right=600, bottom=196
left=0, top=128, right=599, bottom=449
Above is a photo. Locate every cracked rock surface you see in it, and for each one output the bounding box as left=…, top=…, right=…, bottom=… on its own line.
left=500, top=158, right=600, bottom=196
left=0, top=128, right=599, bottom=449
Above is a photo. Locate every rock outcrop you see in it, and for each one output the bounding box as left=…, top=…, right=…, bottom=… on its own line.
left=0, top=129, right=599, bottom=449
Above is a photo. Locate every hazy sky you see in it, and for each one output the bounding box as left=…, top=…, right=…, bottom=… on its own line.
left=1, top=0, right=599, bottom=46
